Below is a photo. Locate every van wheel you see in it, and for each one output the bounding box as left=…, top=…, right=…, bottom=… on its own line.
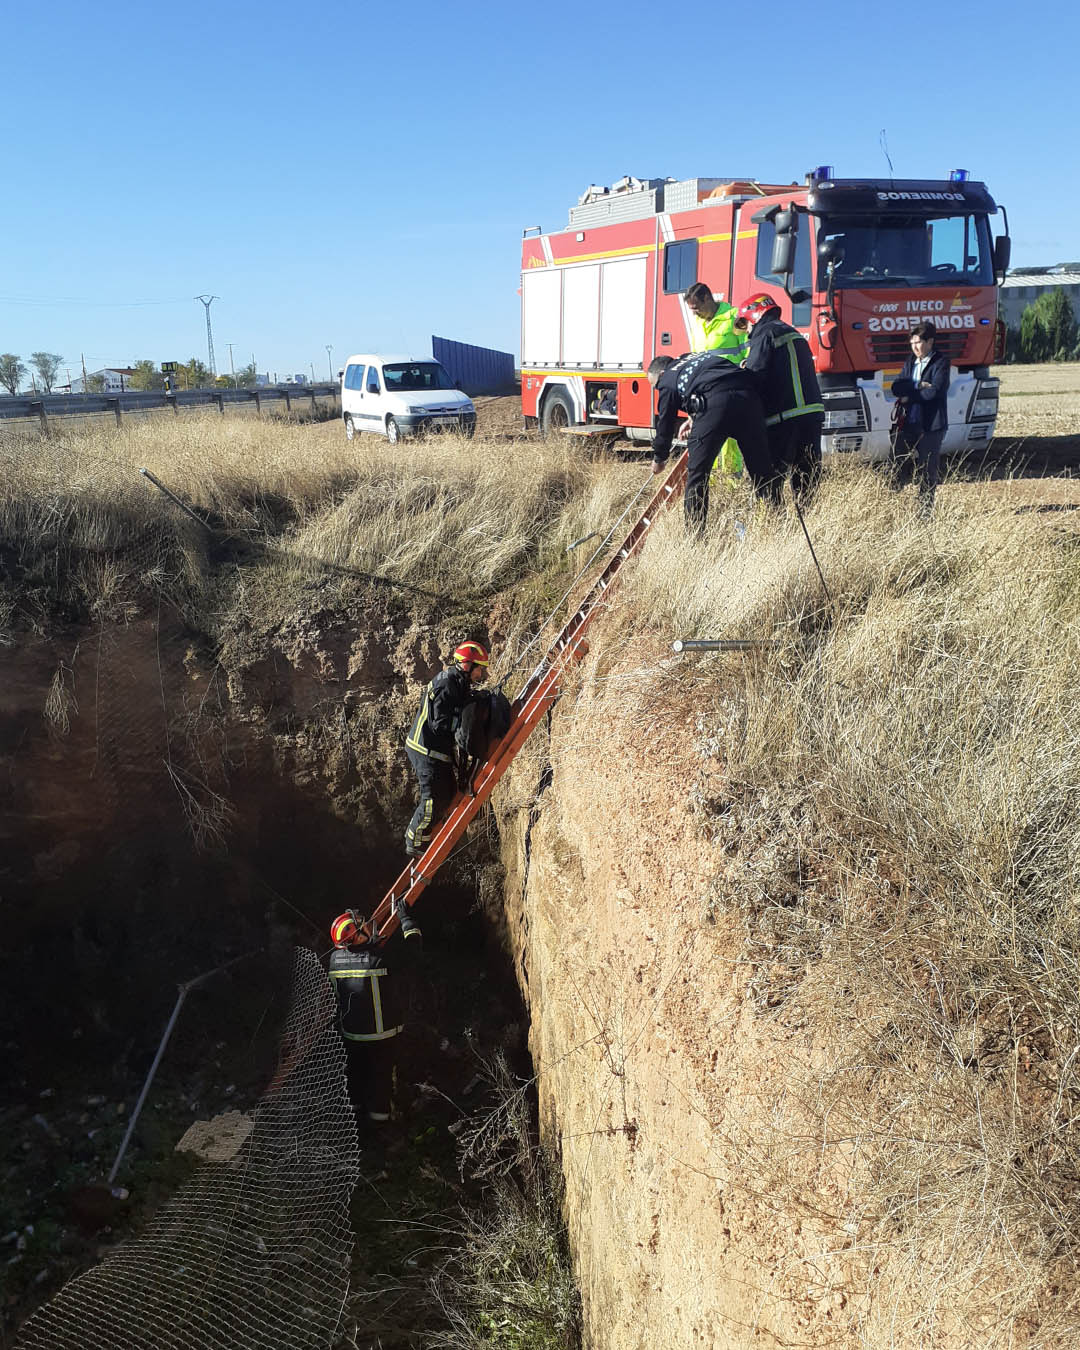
left=540, top=390, right=574, bottom=438
left=344, top=414, right=355, bottom=441
left=386, top=416, right=401, bottom=444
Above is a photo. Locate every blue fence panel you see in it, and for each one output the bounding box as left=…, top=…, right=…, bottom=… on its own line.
left=432, top=336, right=516, bottom=395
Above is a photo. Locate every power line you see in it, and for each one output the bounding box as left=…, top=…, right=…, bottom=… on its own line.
left=0, top=295, right=192, bottom=308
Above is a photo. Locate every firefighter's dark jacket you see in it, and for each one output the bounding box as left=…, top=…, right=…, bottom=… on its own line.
left=651, top=353, right=760, bottom=461
left=406, top=665, right=475, bottom=763
left=744, top=316, right=824, bottom=427
left=329, top=935, right=420, bottom=1043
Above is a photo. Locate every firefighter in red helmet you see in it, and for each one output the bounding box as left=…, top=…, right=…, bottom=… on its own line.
left=328, top=903, right=421, bottom=1126
left=404, top=640, right=490, bottom=858
left=738, top=293, right=824, bottom=507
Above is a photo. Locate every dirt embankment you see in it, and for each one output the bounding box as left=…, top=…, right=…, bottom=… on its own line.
left=497, top=636, right=1069, bottom=1350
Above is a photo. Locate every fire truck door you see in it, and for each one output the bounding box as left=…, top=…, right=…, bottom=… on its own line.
left=731, top=204, right=783, bottom=319
left=732, top=201, right=814, bottom=328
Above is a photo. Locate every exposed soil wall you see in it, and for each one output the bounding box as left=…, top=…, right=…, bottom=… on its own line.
left=497, top=640, right=1051, bottom=1350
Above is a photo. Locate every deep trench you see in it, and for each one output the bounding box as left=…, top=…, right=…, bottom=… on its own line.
left=0, top=685, right=561, bottom=1346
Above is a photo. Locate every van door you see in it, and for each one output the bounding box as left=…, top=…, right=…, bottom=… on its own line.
left=365, top=363, right=385, bottom=431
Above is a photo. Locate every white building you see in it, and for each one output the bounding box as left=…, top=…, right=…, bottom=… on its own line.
left=999, top=265, right=1080, bottom=329
left=68, top=367, right=138, bottom=394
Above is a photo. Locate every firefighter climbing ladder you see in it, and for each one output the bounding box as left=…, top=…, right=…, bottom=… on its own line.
left=365, top=453, right=689, bottom=944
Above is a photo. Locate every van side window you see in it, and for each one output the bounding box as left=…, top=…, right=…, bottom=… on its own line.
left=366, top=367, right=380, bottom=394
left=663, top=240, right=698, bottom=294
left=344, top=364, right=362, bottom=390
left=755, top=221, right=812, bottom=327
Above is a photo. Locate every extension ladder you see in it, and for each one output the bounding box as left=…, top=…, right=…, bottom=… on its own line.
left=365, top=453, right=688, bottom=943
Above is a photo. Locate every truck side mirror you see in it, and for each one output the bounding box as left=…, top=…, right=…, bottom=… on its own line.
left=774, top=208, right=798, bottom=236
left=771, top=232, right=796, bottom=276
left=993, top=235, right=1011, bottom=282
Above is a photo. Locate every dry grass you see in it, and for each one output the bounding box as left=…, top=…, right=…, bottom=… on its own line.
left=576, top=466, right=1080, bottom=1341
left=993, top=361, right=1080, bottom=395
left=0, top=413, right=643, bottom=644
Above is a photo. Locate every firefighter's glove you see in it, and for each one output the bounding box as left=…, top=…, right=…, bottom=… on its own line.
left=456, top=759, right=473, bottom=793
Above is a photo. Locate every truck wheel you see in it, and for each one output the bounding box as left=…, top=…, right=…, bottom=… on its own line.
left=540, top=390, right=574, bottom=438
left=386, top=416, right=401, bottom=444
left=344, top=414, right=355, bottom=441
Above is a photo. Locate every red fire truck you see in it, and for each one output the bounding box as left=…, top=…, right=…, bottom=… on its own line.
left=520, top=169, right=1010, bottom=458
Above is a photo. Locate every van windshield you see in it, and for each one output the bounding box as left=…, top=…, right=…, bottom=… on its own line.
left=382, top=362, right=457, bottom=391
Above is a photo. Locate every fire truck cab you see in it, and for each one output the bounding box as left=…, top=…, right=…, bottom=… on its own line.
left=520, top=170, right=1009, bottom=458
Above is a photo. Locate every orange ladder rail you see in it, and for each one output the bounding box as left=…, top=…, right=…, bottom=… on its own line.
left=366, top=453, right=687, bottom=943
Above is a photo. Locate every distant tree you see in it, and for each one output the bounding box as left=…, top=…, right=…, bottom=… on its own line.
left=0, top=353, right=26, bottom=396
left=1018, top=288, right=1080, bottom=362
left=85, top=372, right=106, bottom=393
left=234, top=362, right=257, bottom=387
left=29, top=352, right=63, bottom=394
left=1044, top=286, right=1078, bottom=359
left=127, top=360, right=165, bottom=391
left=181, top=357, right=213, bottom=389
left=1019, top=305, right=1047, bottom=363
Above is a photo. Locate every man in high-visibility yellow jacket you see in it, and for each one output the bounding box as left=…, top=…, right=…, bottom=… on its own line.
left=685, top=282, right=748, bottom=364
left=684, top=283, right=746, bottom=478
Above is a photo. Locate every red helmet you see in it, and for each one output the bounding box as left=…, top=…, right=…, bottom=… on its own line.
left=737, top=293, right=781, bottom=329
left=453, top=640, right=489, bottom=669
left=330, top=910, right=366, bottom=947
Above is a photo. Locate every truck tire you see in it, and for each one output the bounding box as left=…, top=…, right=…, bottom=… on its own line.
left=540, top=389, right=575, bottom=438
left=344, top=414, right=355, bottom=441
left=386, top=415, right=401, bottom=445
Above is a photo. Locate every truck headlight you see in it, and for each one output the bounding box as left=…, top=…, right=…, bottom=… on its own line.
left=825, top=408, right=860, bottom=429
left=971, top=398, right=998, bottom=418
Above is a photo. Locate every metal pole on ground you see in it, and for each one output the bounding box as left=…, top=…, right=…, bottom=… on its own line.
left=107, top=949, right=260, bottom=1184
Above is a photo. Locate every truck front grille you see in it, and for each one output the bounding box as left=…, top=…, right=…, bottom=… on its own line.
left=868, top=331, right=971, bottom=363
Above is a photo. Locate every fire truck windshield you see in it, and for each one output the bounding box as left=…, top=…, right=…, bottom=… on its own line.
left=816, top=213, right=994, bottom=289
left=382, top=362, right=457, bottom=391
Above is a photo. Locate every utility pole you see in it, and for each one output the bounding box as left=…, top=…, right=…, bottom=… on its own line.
left=325, top=344, right=333, bottom=381
left=81, top=353, right=88, bottom=394
left=226, top=342, right=236, bottom=388
left=309, top=362, right=316, bottom=383
left=194, top=295, right=219, bottom=376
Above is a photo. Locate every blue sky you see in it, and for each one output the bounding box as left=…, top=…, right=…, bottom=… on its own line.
left=2, top=0, right=1076, bottom=383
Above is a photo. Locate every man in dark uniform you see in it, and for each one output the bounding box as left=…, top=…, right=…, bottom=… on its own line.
left=648, top=352, right=769, bottom=534
left=737, top=293, right=824, bottom=508
left=404, top=640, right=489, bottom=857
left=328, top=905, right=421, bottom=1126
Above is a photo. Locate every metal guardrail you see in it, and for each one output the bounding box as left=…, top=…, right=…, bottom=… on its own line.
left=0, top=384, right=340, bottom=431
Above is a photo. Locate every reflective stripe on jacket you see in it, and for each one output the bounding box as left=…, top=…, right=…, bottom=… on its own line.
left=406, top=665, right=473, bottom=762
left=329, top=945, right=402, bottom=1043
left=689, top=302, right=748, bottom=364
left=744, top=318, right=824, bottom=426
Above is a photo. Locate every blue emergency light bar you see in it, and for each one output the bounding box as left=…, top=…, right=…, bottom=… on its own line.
left=812, top=165, right=834, bottom=180
left=949, top=168, right=970, bottom=182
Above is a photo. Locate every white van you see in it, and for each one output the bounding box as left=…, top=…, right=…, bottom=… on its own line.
left=340, top=354, right=476, bottom=443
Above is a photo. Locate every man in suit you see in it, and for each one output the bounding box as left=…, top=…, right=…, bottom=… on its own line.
left=890, top=321, right=950, bottom=514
